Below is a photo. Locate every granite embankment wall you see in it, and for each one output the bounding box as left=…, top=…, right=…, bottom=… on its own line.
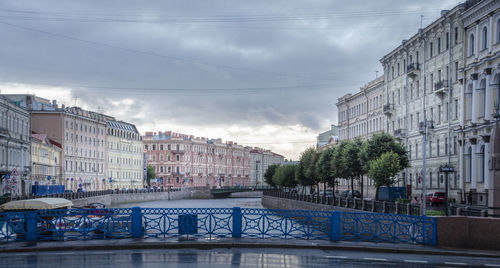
left=261, top=195, right=359, bottom=212
left=72, top=187, right=212, bottom=207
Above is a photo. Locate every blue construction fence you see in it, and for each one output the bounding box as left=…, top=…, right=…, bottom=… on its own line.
left=0, top=207, right=437, bottom=246
left=31, top=185, right=65, bottom=196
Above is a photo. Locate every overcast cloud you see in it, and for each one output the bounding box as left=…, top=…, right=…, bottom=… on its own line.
left=0, top=0, right=460, bottom=159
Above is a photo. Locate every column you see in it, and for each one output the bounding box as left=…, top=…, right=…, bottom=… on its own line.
left=472, top=76, right=478, bottom=124
left=471, top=138, right=477, bottom=190
left=484, top=136, right=490, bottom=190
left=485, top=69, right=493, bottom=121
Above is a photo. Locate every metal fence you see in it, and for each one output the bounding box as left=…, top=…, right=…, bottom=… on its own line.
left=264, top=190, right=422, bottom=216
left=0, top=207, right=437, bottom=246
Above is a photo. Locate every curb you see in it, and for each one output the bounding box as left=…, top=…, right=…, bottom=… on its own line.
left=0, top=240, right=499, bottom=258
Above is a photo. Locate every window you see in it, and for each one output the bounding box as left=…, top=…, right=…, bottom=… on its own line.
left=445, top=138, right=448, bottom=155
left=455, top=99, right=458, bottom=119
left=438, top=37, right=441, bottom=53
left=437, top=139, right=440, bottom=156
left=469, top=33, right=475, bottom=56
left=482, top=26, right=488, bottom=50
left=176, top=155, right=180, bottom=161
left=430, top=42, right=433, bottom=57
left=429, top=141, right=432, bottom=157
left=446, top=32, right=450, bottom=49
left=455, top=26, right=459, bottom=44
left=438, top=105, right=441, bottom=124
left=455, top=61, right=459, bottom=82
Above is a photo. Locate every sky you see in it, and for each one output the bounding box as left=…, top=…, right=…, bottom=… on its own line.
left=0, top=0, right=461, bottom=159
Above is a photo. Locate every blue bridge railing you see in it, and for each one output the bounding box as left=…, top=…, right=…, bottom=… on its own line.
left=0, top=207, right=437, bottom=246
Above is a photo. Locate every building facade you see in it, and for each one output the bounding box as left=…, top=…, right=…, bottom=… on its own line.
left=380, top=5, right=466, bottom=200
left=337, top=76, right=385, bottom=141
left=106, top=120, right=143, bottom=190
left=31, top=133, right=62, bottom=187
left=459, top=0, right=500, bottom=205
left=316, top=124, right=339, bottom=149
left=31, top=106, right=107, bottom=191
left=0, top=96, right=31, bottom=197
left=250, top=148, right=284, bottom=186
left=143, top=131, right=251, bottom=188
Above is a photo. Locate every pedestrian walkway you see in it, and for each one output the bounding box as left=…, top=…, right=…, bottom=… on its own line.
left=0, top=237, right=498, bottom=259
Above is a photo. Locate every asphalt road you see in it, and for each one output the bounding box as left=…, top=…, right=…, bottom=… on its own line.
left=1, top=248, right=500, bottom=268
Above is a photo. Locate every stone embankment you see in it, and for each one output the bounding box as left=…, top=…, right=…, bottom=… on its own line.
left=71, top=186, right=212, bottom=207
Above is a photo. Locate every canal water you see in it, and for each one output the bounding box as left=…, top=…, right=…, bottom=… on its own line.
left=113, top=197, right=263, bottom=209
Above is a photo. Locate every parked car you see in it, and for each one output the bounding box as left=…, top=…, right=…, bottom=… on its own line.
left=319, top=190, right=334, bottom=197
left=426, top=192, right=445, bottom=206
left=340, top=190, right=361, bottom=198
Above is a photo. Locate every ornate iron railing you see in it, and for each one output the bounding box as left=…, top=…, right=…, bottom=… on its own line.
left=0, top=207, right=437, bottom=246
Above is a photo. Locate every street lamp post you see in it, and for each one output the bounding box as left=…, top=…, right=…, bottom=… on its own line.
left=420, top=29, right=428, bottom=216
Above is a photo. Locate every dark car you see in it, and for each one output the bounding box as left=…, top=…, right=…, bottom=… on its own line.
left=340, top=190, right=361, bottom=198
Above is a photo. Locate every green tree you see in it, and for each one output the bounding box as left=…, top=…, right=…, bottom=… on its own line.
left=342, top=139, right=364, bottom=198
left=316, top=146, right=336, bottom=197
left=273, top=165, right=298, bottom=190
left=146, top=165, right=156, bottom=186
left=330, top=140, right=348, bottom=186
left=296, top=147, right=318, bottom=194
left=264, top=163, right=280, bottom=188
left=368, top=152, right=402, bottom=198
left=360, top=132, right=409, bottom=173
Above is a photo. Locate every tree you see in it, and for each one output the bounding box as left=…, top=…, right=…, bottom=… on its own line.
left=296, top=147, right=318, bottom=194
left=273, top=165, right=298, bottom=190
left=360, top=132, right=409, bottom=174
left=330, top=140, right=348, bottom=186
left=342, top=139, right=364, bottom=198
left=146, top=165, right=156, bottom=186
left=264, top=164, right=280, bottom=188
left=360, top=133, right=409, bottom=200
left=316, top=146, right=336, bottom=197
left=368, top=152, right=402, bottom=198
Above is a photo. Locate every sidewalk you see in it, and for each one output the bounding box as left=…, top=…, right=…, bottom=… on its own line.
left=0, top=237, right=499, bottom=258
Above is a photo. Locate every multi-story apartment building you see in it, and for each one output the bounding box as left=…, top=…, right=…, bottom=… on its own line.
left=30, top=106, right=107, bottom=191
left=337, top=76, right=385, bottom=141
left=106, top=120, right=143, bottom=190
left=143, top=131, right=251, bottom=188
left=31, top=133, right=61, bottom=187
left=380, top=5, right=465, bottom=200
left=249, top=148, right=284, bottom=186
left=335, top=76, right=385, bottom=198
left=0, top=96, right=31, bottom=197
left=459, top=0, right=500, bottom=206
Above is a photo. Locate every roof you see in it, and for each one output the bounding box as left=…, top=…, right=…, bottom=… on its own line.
left=107, top=120, right=138, bottom=134
left=0, top=198, right=73, bottom=210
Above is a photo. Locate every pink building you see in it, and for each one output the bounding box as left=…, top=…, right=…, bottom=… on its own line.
left=142, top=131, right=250, bottom=188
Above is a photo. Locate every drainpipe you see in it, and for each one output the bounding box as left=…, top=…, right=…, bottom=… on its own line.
left=420, top=29, right=428, bottom=216
left=445, top=18, right=453, bottom=215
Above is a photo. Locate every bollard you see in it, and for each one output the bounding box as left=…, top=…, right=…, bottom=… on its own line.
left=406, top=203, right=411, bottom=215
left=371, top=200, right=376, bottom=212
left=395, top=202, right=399, bottom=214
left=361, top=199, right=365, bottom=211
left=382, top=201, right=387, bottom=213
left=480, top=209, right=488, bottom=217
left=456, top=207, right=463, bottom=216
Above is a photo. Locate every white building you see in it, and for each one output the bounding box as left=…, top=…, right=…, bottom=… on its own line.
left=380, top=6, right=465, bottom=200
left=249, top=148, right=284, bottom=186
left=459, top=0, right=500, bottom=205
left=0, top=96, right=31, bottom=197
left=337, top=76, right=385, bottom=141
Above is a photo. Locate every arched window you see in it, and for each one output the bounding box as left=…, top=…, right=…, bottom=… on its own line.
left=479, top=79, right=486, bottom=118
left=469, top=33, right=475, bottom=56
left=482, top=26, right=488, bottom=50
left=479, top=145, right=485, bottom=182
left=465, top=84, right=473, bottom=121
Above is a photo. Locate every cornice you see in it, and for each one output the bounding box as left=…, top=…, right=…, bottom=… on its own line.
left=462, top=0, right=500, bottom=27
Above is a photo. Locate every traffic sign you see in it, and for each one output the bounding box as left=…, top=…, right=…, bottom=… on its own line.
left=439, top=165, right=455, bottom=173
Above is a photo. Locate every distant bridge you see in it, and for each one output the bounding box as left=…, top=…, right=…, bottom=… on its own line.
left=210, top=186, right=273, bottom=198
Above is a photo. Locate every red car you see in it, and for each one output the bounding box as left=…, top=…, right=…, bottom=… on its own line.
left=426, top=192, right=445, bottom=206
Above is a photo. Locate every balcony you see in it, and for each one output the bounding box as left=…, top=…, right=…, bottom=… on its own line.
left=434, top=80, right=449, bottom=98
left=406, top=63, right=420, bottom=78
left=419, top=121, right=434, bottom=134
left=393, top=129, right=406, bottom=140
left=383, top=104, right=394, bottom=116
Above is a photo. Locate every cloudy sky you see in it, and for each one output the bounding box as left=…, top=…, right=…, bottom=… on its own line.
left=0, top=0, right=460, bottom=159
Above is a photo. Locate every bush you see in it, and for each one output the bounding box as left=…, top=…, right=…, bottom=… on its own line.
left=426, top=210, right=445, bottom=216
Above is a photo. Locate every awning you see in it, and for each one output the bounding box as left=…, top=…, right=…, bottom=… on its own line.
left=0, top=198, right=73, bottom=210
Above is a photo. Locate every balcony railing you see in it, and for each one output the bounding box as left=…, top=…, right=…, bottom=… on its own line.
left=434, top=80, right=449, bottom=98
left=383, top=104, right=394, bottom=115
left=406, top=63, right=420, bottom=78
left=393, top=129, right=406, bottom=139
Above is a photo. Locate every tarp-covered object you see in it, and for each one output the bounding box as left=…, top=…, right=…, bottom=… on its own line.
left=0, top=198, right=73, bottom=210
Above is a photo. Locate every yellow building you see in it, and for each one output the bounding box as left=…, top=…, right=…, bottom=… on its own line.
left=31, top=133, right=62, bottom=187
left=106, top=120, right=143, bottom=189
